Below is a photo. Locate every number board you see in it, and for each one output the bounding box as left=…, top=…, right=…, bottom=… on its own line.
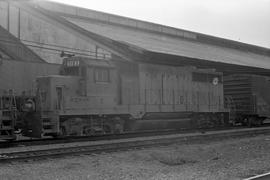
left=66, top=60, right=80, bottom=67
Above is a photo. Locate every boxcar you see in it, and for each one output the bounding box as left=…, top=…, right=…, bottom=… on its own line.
left=224, top=74, right=270, bottom=126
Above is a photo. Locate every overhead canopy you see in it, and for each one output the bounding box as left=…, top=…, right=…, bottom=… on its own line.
left=109, top=40, right=270, bottom=76
left=66, top=19, right=270, bottom=72
left=0, top=24, right=45, bottom=63
left=140, top=50, right=270, bottom=76
left=12, top=1, right=270, bottom=75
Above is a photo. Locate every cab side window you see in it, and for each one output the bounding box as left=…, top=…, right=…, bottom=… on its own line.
left=94, top=68, right=110, bottom=83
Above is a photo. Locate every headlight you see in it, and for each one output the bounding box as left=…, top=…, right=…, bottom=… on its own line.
left=24, top=99, right=35, bottom=111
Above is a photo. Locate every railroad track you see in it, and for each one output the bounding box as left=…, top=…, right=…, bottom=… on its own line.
left=1, top=126, right=270, bottom=163
left=0, top=126, right=244, bottom=148
left=2, top=125, right=265, bottom=148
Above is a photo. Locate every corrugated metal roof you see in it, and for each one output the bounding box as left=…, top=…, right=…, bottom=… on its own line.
left=66, top=18, right=270, bottom=70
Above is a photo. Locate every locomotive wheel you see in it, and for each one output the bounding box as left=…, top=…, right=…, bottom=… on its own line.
left=259, top=118, right=264, bottom=126
left=247, top=117, right=256, bottom=127
left=60, top=126, right=67, bottom=136
left=242, top=117, right=248, bottom=126
left=103, top=125, right=112, bottom=134
left=82, top=127, right=90, bottom=135
left=206, top=114, right=214, bottom=128
left=247, top=117, right=252, bottom=127
left=197, top=114, right=205, bottom=128
left=198, top=114, right=213, bottom=128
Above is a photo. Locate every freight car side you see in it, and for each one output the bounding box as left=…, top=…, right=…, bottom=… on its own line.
left=224, top=74, right=270, bottom=126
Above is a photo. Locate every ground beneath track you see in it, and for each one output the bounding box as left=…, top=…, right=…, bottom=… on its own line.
left=1, top=134, right=270, bottom=180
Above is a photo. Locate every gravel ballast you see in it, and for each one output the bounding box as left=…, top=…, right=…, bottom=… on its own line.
left=1, top=134, right=270, bottom=180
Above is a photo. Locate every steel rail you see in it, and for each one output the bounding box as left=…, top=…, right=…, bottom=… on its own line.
left=1, top=126, right=270, bottom=163
left=0, top=126, right=247, bottom=148
left=244, top=172, right=270, bottom=180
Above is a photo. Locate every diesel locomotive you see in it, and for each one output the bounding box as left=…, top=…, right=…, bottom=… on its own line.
left=2, top=56, right=270, bottom=139
left=20, top=56, right=228, bottom=137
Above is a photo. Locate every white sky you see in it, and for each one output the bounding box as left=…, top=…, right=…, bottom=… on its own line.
left=52, top=0, right=270, bottom=48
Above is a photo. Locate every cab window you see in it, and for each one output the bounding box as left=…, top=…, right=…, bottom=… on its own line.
left=94, top=68, right=110, bottom=83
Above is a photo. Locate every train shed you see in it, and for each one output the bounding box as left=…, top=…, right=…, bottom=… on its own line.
left=0, top=0, right=270, bottom=76
left=1, top=0, right=270, bottom=141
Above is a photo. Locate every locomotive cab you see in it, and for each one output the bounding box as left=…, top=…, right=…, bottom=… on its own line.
left=34, top=57, right=118, bottom=137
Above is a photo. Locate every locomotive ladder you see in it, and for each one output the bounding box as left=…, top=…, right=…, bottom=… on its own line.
left=0, top=90, right=17, bottom=140
left=38, top=90, right=55, bottom=137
